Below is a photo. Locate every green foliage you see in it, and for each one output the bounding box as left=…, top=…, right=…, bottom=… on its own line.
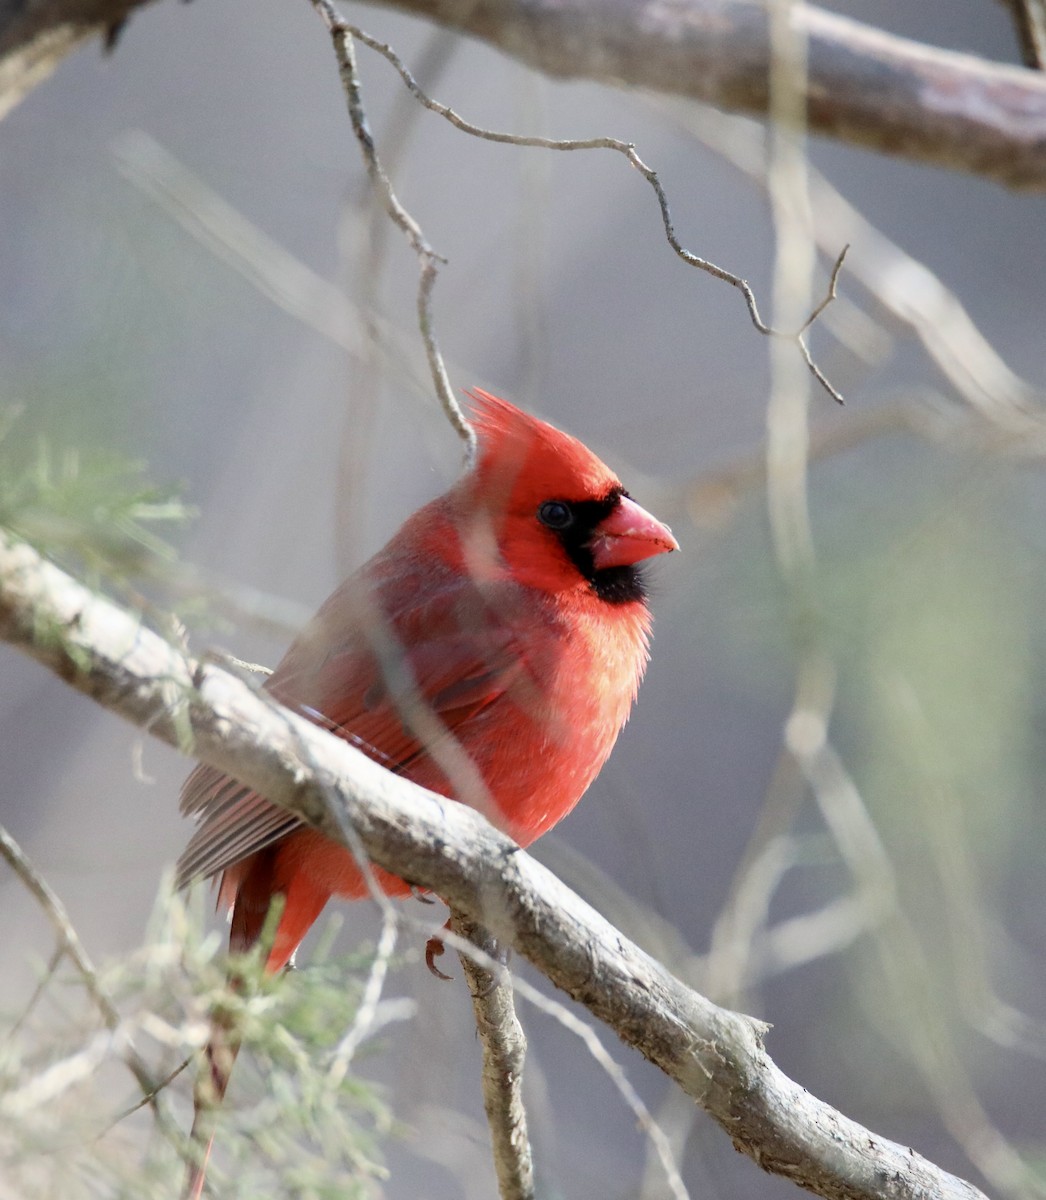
left=0, top=409, right=194, bottom=588
left=0, top=886, right=403, bottom=1199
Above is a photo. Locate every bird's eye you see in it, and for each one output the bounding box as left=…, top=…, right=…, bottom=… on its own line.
left=538, top=500, right=574, bottom=530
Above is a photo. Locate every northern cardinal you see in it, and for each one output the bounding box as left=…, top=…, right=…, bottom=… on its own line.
left=176, top=391, right=676, bottom=1196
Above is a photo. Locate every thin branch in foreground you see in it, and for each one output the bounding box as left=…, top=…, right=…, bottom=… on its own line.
left=309, top=0, right=477, bottom=462
left=112, top=129, right=436, bottom=404
left=451, top=911, right=535, bottom=1200
left=105, top=1058, right=192, bottom=1130
left=326, top=907, right=400, bottom=1084
left=316, top=5, right=848, bottom=403
left=5, top=945, right=64, bottom=1041
left=0, top=822, right=164, bottom=1114
left=0, top=528, right=990, bottom=1200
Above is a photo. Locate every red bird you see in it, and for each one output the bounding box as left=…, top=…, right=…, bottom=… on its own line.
left=176, top=391, right=676, bottom=1195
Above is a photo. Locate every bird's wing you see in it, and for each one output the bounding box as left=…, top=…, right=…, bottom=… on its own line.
left=175, top=608, right=526, bottom=889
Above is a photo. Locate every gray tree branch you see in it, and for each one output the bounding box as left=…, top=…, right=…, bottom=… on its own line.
left=358, top=0, right=1046, bottom=190
left=0, top=0, right=150, bottom=120
left=3, top=0, right=1046, bottom=188
left=0, top=528, right=991, bottom=1200
left=452, top=911, right=536, bottom=1200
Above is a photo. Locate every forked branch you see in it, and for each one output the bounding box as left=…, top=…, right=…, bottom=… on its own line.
left=311, top=0, right=849, bottom=403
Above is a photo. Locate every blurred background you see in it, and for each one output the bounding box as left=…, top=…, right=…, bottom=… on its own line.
left=2, top=0, right=1046, bottom=1196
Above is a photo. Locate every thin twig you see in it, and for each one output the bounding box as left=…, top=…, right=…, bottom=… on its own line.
left=309, top=0, right=476, bottom=461
left=318, top=8, right=847, bottom=403
left=0, top=823, right=164, bottom=1114
left=798, top=243, right=848, bottom=333
left=326, top=907, right=400, bottom=1083
left=657, top=98, right=1046, bottom=425
left=334, top=27, right=459, bottom=572
left=5, top=945, right=64, bottom=1040
left=451, top=910, right=536, bottom=1200
left=105, top=1057, right=192, bottom=1129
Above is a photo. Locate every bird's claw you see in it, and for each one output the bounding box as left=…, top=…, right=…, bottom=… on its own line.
left=425, top=934, right=453, bottom=980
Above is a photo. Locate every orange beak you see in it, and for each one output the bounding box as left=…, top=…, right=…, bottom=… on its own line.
left=589, top=496, right=679, bottom=570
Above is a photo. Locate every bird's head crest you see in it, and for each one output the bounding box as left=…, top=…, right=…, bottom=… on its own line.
left=464, top=389, right=620, bottom=505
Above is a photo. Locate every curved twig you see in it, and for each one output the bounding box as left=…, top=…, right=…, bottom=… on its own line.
left=327, top=11, right=847, bottom=403
left=310, top=0, right=477, bottom=463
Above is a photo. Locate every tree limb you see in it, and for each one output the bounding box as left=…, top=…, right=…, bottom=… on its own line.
left=4, top=0, right=1046, bottom=189
left=0, top=530, right=991, bottom=1200
left=357, top=0, right=1046, bottom=191
left=0, top=0, right=151, bottom=121
left=451, top=911, right=536, bottom=1200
